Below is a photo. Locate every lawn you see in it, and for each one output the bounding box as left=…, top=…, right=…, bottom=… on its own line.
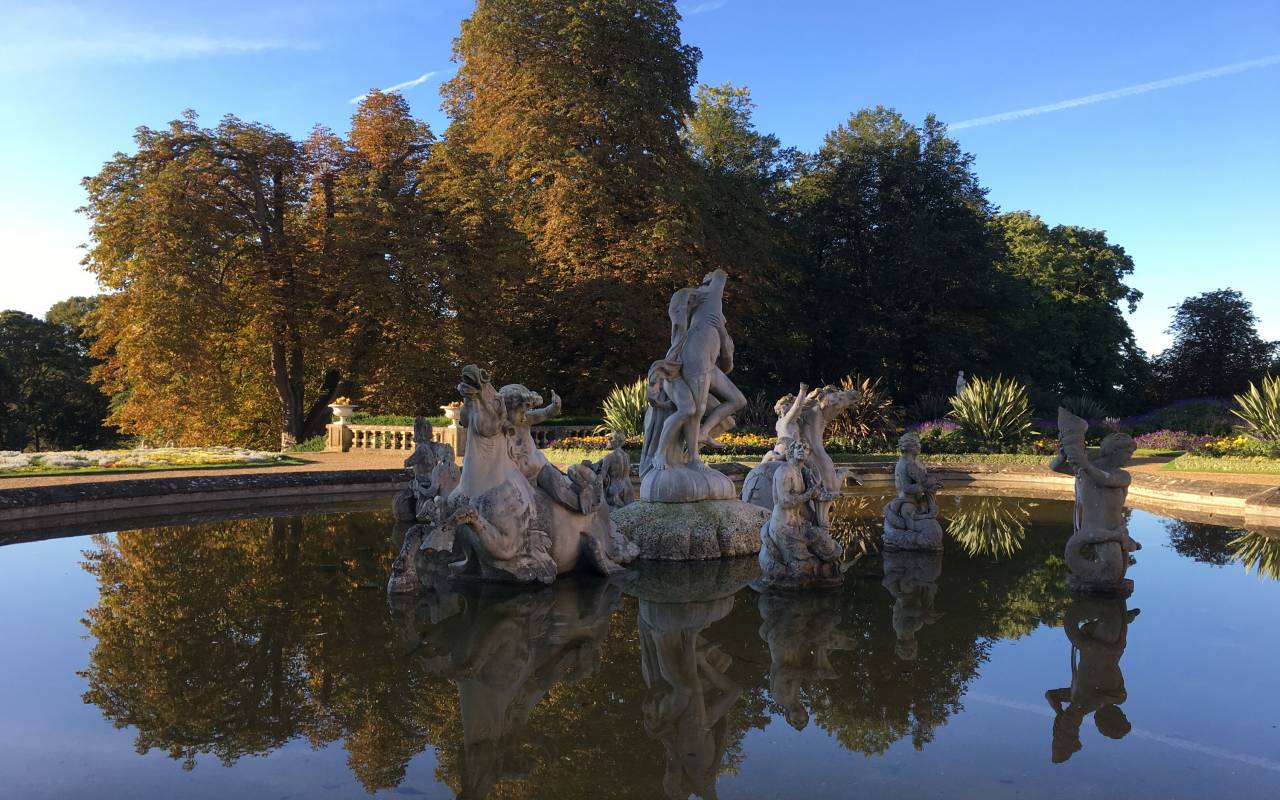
left=1162, top=455, right=1280, bottom=475
left=0, top=448, right=303, bottom=478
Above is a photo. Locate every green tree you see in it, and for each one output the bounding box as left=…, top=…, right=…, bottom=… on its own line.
left=1153, top=288, right=1276, bottom=401
left=788, top=108, right=1004, bottom=397
left=0, top=310, right=113, bottom=450
left=991, top=212, right=1145, bottom=409
left=437, top=0, right=707, bottom=401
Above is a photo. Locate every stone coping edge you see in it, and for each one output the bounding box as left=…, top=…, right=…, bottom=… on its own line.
left=0, top=469, right=410, bottom=524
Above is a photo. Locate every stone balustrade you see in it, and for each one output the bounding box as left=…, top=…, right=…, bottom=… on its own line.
left=325, top=421, right=595, bottom=454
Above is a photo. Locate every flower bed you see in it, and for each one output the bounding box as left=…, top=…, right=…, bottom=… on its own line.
left=0, top=447, right=299, bottom=477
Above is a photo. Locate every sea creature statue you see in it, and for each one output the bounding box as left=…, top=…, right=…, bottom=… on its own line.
left=1051, top=408, right=1141, bottom=596
left=592, top=430, right=635, bottom=509
left=499, top=383, right=561, bottom=481
left=757, top=592, right=857, bottom=730
left=882, top=432, right=945, bottom=551
left=1044, top=598, right=1140, bottom=763
left=404, top=365, right=635, bottom=587
left=392, top=417, right=460, bottom=523
left=741, top=383, right=860, bottom=528
left=881, top=550, right=943, bottom=661
left=638, top=269, right=748, bottom=502
left=756, top=438, right=844, bottom=590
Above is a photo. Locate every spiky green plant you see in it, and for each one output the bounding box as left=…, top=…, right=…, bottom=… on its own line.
left=594, top=378, right=648, bottom=437
left=1059, top=395, right=1109, bottom=420
left=945, top=496, right=1029, bottom=560
left=828, top=374, right=898, bottom=441
left=948, top=375, right=1032, bottom=445
left=1232, top=374, right=1280, bottom=442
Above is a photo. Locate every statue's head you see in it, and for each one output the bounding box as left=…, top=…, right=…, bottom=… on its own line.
left=784, top=703, right=810, bottom=731
left=895, top=637, right=919, bottom=661
left=458, top=365, right=505, bottom=434
left=898, top=431, right=922, bottom=456
left=607, top=430, right=626, bottom=449
left=817, top=384, right=858, bottom=416
left=413, top=415, right=434, bottom=445
left=773, top=393, right=796, bottom=416
left=1098, top=432, right=1137, bottom=467
left=498, top=383, right=542, bottom=417
left=693, top=269, right=727, bottom=307
left=787, top=437, right=810, bottom=463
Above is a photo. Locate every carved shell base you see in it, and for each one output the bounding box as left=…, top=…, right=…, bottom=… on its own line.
left=640, top=462, right=736, bottom=503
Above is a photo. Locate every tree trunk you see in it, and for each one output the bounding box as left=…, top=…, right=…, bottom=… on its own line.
left=272, top=341, right=341, bottom=450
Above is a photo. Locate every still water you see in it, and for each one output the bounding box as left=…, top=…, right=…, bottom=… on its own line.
left=0, top=495, right=1277, bottom=799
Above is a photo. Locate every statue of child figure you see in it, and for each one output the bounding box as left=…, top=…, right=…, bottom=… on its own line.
left=593, top=430, right=634, bottom=509
left=882, top=432, right=945, bottom=551
left=756, top=438, right=844, bottom=590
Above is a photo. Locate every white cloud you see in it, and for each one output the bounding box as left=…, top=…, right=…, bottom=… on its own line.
left=348, top=70, right=441, bottom=104
left=682, top=0, right=729, bottom=15
left=0, top=4, right=314, bottom=71
left=952, top=53, right=1280, bottom=130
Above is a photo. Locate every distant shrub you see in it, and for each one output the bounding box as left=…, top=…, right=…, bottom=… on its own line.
left=904, top=393, right=951, bottom=424
left=290, top=434, right=327, bottom=452
left=1060, top=395, right=1109, bottom=420
left=1191, top=434, right=1280, bottom=459
left=1122, top=398, right=1236, bottom=436
left=949, top=375, right=1032, bottom=446
left=595, top=378, right=648, bottom=436
left=1233, top=375, right=1280, bottom=442
left=735, top=390, right=778, bottom=432
left=1132, top=429, right=1211, bottom=452
left=828, top=374, right=898, bottom=442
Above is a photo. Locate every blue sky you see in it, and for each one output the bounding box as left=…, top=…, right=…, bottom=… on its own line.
left=1, top=0, right=1276, bottom=354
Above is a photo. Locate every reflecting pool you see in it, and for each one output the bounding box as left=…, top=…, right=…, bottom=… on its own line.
left=1, top=495, right=1277, bottom=799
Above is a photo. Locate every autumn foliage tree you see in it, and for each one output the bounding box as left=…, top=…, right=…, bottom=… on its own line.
left=82, top=93, right=450, bottom=448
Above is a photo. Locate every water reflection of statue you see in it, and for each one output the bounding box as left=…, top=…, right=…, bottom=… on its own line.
left=1051, top=408, right=1141, bottom=596
left=881, top=550, right=944, bottom=660
left=757, top=593, right=857, bottom=730
left=883, top=432, right=945, bottom=552
left=639, top=269, right=747, bottom=502
left=408, top=578, right=624, bottom=799
left=632, top=560, right=752, bottom=800
left=757, top=438, right=844, bottom=590
left=1044, top=598, right=1139, bottom=763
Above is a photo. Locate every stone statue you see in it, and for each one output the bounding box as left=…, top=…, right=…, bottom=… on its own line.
left=500, top=383, right=561, bottom=481
left=741, top=383, right=860, bottom=528
left=955, top=370, right=967, bottom=396
left=593, top=430, right=634, bottom=509
left=757, top=592, right=857, bottom=730
left=406, top=365, right=635, bottom=586
left=639, top=269, right=747, bottom=503
left=882, top=432, right=945, bottom=551
left=1051, top=408, right=1141, bottom=596
left=881, top=550, right=943, bottom=661
left=1044, top=598, right=1139, bottom=763
left=392, top=416, right=459, bottom=523
left=756, top=438, right=844, bottom=590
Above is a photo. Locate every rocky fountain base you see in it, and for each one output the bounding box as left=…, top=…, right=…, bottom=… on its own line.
left=614, top=466, right=767, bottom=560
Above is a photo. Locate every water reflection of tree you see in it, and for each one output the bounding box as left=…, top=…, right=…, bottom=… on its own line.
left=1162, top=518, right=1280, bottom=580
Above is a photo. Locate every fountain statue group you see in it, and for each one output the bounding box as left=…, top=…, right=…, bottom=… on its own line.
left=387, top=269, right=1140, bottom=601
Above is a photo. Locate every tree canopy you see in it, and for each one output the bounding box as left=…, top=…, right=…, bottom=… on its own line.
left=1152, top=288, right=1276, bottom=401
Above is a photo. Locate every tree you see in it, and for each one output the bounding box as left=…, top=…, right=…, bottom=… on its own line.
left=991, top=212, right=1145, bottom=410
left=1153, top=289, right=1276, bottom=401
left=82, top=97, right=449, bottom=448
left=787, top=108, right=1004, bottom=397
left=0, top=310, right=113, bottom=450
left=437, top=0, right=708, bottom=401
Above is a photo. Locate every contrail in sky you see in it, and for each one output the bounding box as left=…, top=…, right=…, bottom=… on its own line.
left=952, top=53, right=1280, bottom=130
left=349, top=70, right=440, bottom=104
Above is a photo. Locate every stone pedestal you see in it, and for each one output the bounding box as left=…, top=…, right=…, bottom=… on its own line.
left=325, top=422, right=353, bottom=452
left=640, top=463, right=736, bottom=503
left=613, top=498, right=768, bottom=560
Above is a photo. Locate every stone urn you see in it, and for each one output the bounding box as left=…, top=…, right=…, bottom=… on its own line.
left=440, top=403, right=463, bottom=427
left=329, top=402, right=357, bottom=425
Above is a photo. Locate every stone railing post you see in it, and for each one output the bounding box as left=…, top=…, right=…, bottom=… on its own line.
left=325, top=422, right=353, bottom=452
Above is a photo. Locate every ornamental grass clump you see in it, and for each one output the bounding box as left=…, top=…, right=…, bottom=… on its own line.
left=1232, top=375, right=1280, bottom=443
left=948, top=375, right=1032, bottom=447
left=828, top=374, right=898, bottom=441
left=594, top=378, right=648, bottom=436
